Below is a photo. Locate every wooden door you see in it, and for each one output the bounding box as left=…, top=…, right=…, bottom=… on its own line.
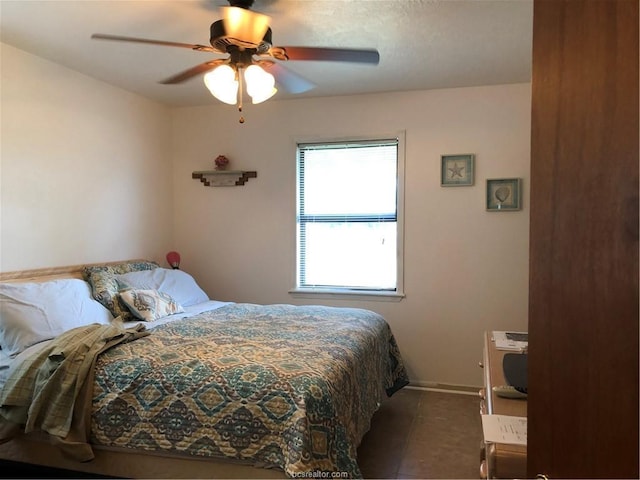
left=528, top=0, right=639, bottom=478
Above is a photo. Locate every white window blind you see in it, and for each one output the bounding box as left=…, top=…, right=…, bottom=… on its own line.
left=296, top=139, right=399, bottom=291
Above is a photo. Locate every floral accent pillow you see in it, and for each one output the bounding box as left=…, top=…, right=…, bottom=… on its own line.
left=119, top=289, right=184, bottom=322
left=82, top=261, right=159, bottom=320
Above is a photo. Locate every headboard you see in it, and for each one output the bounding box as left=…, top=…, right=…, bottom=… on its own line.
left=0, top=259, right=149, bottom=284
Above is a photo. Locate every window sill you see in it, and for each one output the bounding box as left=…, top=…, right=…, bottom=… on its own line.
left=289, top=288, right=405, bottom=302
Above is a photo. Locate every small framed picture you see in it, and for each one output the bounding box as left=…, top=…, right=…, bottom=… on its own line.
left=441, top=154, right=475, bottom=186
left=486, top=178, right=522, bottom=211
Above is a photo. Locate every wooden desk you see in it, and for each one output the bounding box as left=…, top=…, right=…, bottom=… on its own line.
left=479, top=332, right=527, bottom=479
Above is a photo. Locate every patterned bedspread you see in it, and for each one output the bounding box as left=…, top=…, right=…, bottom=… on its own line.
left=90, top=303, right=409, bottom=478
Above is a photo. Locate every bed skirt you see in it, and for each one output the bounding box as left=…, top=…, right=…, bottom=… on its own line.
left=0, top=431, right=287, bottom=479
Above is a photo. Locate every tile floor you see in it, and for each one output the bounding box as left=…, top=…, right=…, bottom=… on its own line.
left=357, top=388, right=483, bottom=479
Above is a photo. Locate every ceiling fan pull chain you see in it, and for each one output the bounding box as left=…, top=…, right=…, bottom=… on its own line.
left=237, top=67, right=245, bottom=123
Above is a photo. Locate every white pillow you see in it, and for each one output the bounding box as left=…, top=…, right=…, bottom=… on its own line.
left=119, top=289, right=184, bottom=322
left=115, top=268, right=209, bottom=307
left=0, top=278, right=114, bottom=357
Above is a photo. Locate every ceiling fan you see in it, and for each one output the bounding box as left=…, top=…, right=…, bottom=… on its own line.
left=92, top=0, right=379, bottom=121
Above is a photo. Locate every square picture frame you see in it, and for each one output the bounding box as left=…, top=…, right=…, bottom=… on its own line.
left=486, top=178, right=522, bottom=211
left=441, top=154, right=475, bottom=186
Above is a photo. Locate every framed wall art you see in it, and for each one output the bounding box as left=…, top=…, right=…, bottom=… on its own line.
left=441, top=154, right=475, bottom=186
left=486, top=178, right=522, bottom=211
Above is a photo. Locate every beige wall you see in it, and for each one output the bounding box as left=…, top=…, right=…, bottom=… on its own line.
left=0, top=43, right=173, bottom=271
left=171, top=83, right=531, bottom=388
left=1, top=41, right=530, bottom=388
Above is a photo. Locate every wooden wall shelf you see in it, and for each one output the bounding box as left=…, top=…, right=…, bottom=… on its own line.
left=192, top=170, right=257, bottom=187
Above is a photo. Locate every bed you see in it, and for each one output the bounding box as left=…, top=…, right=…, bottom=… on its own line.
left=0, top=260, right=409, bottom=479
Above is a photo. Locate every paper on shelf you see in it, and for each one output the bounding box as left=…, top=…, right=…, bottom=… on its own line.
left=492, top=331, right=528, bottom=351
left=481, top=414, right=527, bottom=445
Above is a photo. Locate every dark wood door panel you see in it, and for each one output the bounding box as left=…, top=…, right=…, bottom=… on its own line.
left=528, top=0, right=638, bottom=478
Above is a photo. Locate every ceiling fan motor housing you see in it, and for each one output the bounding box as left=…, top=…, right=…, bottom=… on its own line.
left=228, top=0, right=254, bottom=8
left=209, top=20, right=272, bottom=54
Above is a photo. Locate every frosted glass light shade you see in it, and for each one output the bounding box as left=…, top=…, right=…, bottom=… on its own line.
left=244, top=65, right=277, bottom=104
left=204, top=65, right=238, bottom=105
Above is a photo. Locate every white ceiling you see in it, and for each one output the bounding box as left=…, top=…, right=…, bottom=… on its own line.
left=0, top=0, right=533, bottom=107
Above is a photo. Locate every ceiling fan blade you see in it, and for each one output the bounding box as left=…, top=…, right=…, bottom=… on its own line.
left=91, top=33, right=216, bottom=53
left=261, top=62, right=316, bottom=94
left=278, top=46, right=380, bottom=64
left=222, top=6, right=271, bottom=48
left=160, top=60, right=227, bottom=84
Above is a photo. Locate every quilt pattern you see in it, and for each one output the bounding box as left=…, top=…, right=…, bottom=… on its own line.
left=89, top=303, right=409, bottom=478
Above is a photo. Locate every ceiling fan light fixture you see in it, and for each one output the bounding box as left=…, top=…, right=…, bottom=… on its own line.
left=244, top=64, right=277, bottom=104
left=204, top=64, right=238, bottom=105
left=91, top=1, right=380, bottom=117
left=222, top=6, right=270, bottom=48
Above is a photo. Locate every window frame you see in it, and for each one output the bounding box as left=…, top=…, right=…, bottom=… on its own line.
left=290, top=132, right=406, bottom=301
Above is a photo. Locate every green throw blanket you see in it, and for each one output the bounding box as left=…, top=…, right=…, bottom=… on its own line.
left=0, top=321, right=149, bottom=461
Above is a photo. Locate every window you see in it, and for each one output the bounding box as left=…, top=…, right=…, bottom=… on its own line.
left=295, top=136, right=404, bottom=296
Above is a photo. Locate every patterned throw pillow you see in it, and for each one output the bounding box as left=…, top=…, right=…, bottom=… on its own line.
left=82, top=261, right=159, bottom=320
left=119, top=289, right=184, bottom=322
